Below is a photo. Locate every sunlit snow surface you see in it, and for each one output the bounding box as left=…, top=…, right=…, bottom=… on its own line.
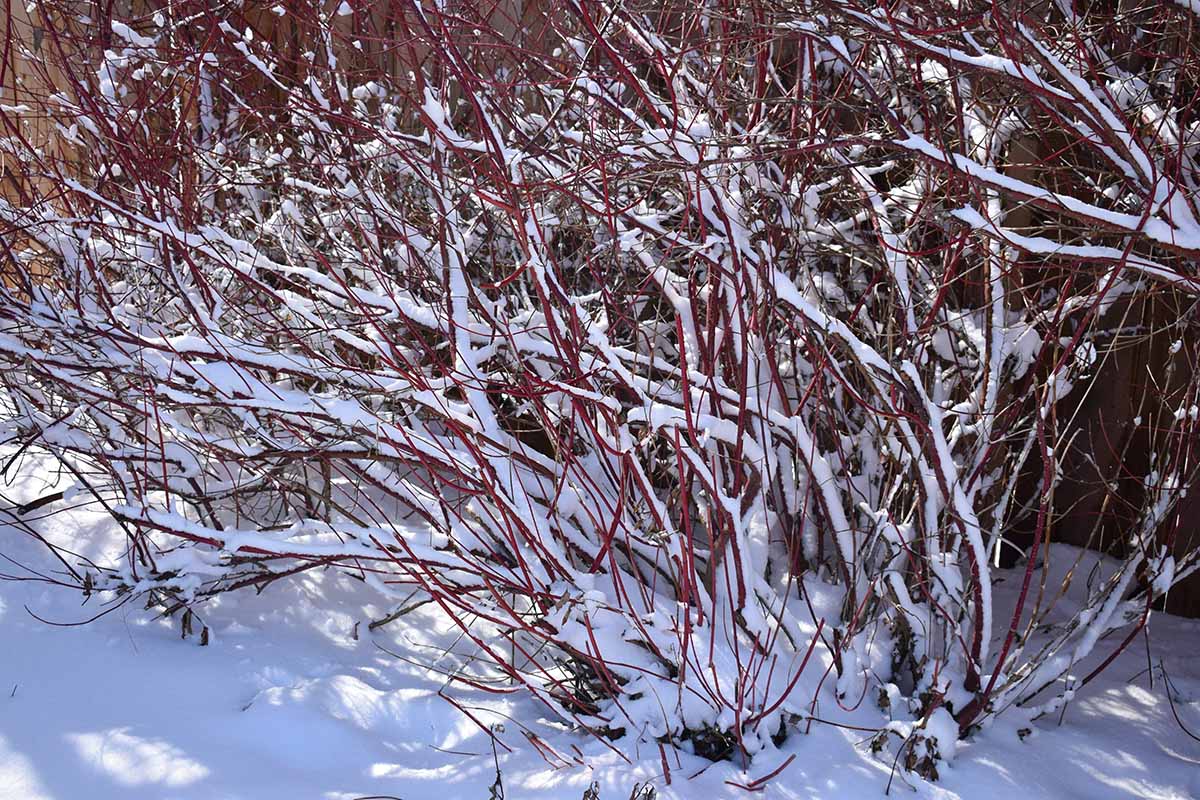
left=2, top=453, right=1199, bottom=800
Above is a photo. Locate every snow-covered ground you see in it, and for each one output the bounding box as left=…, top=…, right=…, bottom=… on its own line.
left=3, top=457, right=1199, bottom=800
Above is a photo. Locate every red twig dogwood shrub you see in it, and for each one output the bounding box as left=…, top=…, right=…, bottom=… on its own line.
left=2, top=0, right=1198, bottom=772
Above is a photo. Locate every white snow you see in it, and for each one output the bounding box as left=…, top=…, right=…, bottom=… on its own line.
left=2, top=452, right=1199, bottom=799
left=109, top=22, right=156, bottom=49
